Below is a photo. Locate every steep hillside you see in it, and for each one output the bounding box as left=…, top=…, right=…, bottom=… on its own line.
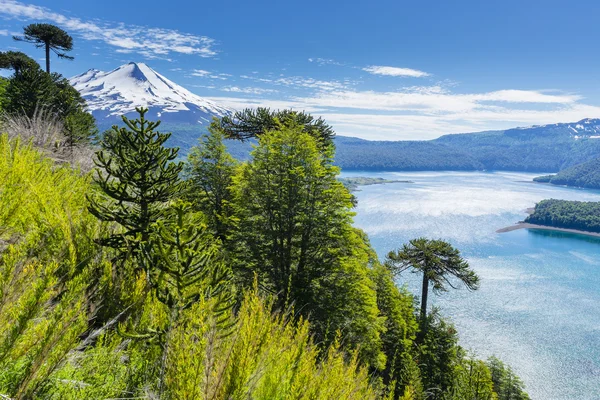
left=534, top=157, right=600, bottom=189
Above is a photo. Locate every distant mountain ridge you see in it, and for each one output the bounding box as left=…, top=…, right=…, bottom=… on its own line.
left=70, top=63, right=600, bottom=172
left=70, top=62, right=232, bottom=127
left=335, top=119, right=600, bottom=172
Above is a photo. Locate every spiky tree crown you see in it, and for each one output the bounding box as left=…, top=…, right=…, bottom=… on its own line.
left=14, top=23, right=74, bottom=57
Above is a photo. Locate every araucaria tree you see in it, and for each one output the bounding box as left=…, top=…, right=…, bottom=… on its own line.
left=0, top=51, right=38, bottom=76
left=13, top=23, right=74, bottom=73
left=385, top=238, right=479, bottom=336
left=88, top=107, right=185, bottom=263
left=215, top=107, right=336, bottom=148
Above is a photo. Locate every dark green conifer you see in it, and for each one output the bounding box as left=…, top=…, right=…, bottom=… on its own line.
left=0, top=51, right=39, bottom=76
left=13, top=23, right=74, bottom=73
left=88, top=108, right=185, bottom=263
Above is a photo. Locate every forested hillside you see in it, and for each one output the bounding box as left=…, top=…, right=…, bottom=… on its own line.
left=0, top=26, right=530, bottom=399
left=534, top=157, right=600, bottom=189
left=334, top=121, right=600, bottom=172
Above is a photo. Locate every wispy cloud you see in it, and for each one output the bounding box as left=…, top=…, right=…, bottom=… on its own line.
left=308, top=57, right=345, bottom=66
left=189, top=70, right=231, bottom=80
left=191, top=69, right=211, bottom=77
left=220, top=86, right=278, bottom=95
left=363, top=65, right=430, bottom=78
left=240, top=73, right=351, bottom=91
left=0, top=0, right=218, bottom=59
left=206, top=82, right=600, bottom=140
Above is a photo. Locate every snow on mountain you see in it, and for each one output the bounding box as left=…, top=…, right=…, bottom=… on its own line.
left=513, top=118, right=600, bottom=138
left=70, top=62, right=232, bottom=126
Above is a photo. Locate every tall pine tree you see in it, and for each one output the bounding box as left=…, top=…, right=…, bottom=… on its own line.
left=88, top=108, right=185, bottom=264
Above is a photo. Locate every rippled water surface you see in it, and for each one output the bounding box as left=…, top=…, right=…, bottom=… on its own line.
left=342, top=171, right=600, bottom=400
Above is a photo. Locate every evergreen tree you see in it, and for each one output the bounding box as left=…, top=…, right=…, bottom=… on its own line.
left=385, top=238, right=479, bottom=338
left=215, top=107, right=335, bottom=148
left=0, top=51, right=38, bottom=76
left=3, top=67, right=97, bottom=147
left=184, top=125, right=237, bottom=241
left=142, top=201, right=233, bottom=316
left=486, top=357, right=530, bottom=400
left=230, top=124, right=384, bottom=367
left=13, top=23, right=74, bottom=73
left=88, top=108, right=185, bottom=263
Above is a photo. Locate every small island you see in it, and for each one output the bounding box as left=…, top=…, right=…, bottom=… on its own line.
left=497, top=199, right=600, bottom=237
left=338, top=176, right=413, bottom=191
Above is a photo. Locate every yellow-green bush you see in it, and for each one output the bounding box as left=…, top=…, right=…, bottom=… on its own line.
left=0, top=134, right=100, bottom=398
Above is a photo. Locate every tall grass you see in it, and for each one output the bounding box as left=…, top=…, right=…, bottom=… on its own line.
left=0, top=109, right=95, bottom=172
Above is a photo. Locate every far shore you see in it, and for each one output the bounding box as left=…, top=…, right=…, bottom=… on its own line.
left=496, top=222, right=600, bottom=238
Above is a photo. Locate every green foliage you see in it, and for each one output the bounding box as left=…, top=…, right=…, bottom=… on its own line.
left=230, top=124, right=385, bottom=367
left=215, top=107, right=335, bottom=148
left=385, top=238, right=479, bottom=333
left=370, top=263, right=420, bottom=398
left=142, top=201, right=234, bottom=323
left=13, top=23, right=74, bottom=72
left=486, top=357, right=530, bottom=400
left=50, top=290, right=378, bottom=400
left=88, top=107, right=185, bottom=256
left=184, top=125, right=238, bottom=240
left=3, top=66, right=97, bottom=146
left=0, top=51, right=39, bottom=75
left=0, top=135, right=102, bottom=399
left=525, top=199, right=600, bottom=233
left=450, top=357, right=497, bottom=400
left=417, top=312, right=460, bottom=399
left=0, top=108, right=530, bottom=399
left=534, top=157, right=600, bottom=189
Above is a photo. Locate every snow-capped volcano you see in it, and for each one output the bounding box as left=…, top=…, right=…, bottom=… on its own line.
left=70, top=62, right=232, bottom=126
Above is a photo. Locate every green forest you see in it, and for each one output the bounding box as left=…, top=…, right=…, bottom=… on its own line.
left=525, top=199, right=600, bottom=233
left=0, top=24, right=530, bottom=400
left=534, top=156, right=600, bottom=189
left=334, top=128, right=600, bottom=172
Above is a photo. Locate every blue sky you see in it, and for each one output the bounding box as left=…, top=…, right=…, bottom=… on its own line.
left=1, top=0, right=600, bottom=140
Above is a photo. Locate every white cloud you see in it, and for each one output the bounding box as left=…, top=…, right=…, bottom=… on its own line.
left=0, top=0, right=218, bottom=59
left=205, top=84, right=600, bottom=140
left=220, top=86, right=278, bottom=95
left=308, top=57, right=345, bottom=66
left=0, top=29, right=8, bottom=36
left=191, top=69, right=211, bottom=77
left=363, top=65, right=430, bottom=78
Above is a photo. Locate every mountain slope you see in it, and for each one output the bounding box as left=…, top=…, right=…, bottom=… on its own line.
left=534, top=157, right=600, bottom=189
left=70, top=62, right=232, bottom=127
left=335, top=119, right=600, bottom=172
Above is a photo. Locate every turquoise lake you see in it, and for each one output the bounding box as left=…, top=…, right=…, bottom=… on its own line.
left=341, top=171, right=600, bottom=400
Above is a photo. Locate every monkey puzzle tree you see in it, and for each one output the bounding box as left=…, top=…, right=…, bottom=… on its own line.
left=0, top=51, right=39, bottom=76
left=385, top=238, right=479, bottom=338
left=214, top=107, right=335, bottom=149
left=88, top=108, right=185, bottom=264
left=13, top=23, right=74, bottom=73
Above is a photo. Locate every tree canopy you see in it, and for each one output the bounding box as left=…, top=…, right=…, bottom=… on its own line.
left=13, top=23, right=74, bottom=73
left=0, top=51, right=39, bottom=75
left=214, top=107, right=335, bottom=148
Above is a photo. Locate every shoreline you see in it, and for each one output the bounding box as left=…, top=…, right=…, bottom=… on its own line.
left=496, top=222, right=600, bottom=238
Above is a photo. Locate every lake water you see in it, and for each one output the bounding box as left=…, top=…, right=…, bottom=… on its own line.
left=341, top=170, right=600, bottom=400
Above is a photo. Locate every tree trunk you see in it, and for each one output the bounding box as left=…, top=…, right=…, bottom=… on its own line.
left=417, top=275, right=429, bottom=343
left=420, top=275, right=429, bottom=322
left=45, top=43, right=50, bottom=73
